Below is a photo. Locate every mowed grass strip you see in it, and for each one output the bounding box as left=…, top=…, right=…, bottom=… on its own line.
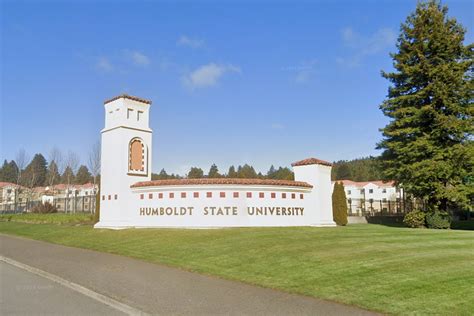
left=0, top=222, right=473, bottom=315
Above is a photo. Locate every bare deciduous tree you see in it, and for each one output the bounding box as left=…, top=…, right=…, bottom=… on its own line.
left=14, top=149, right=30, bottom=209
left=65, top=151, right=80, bottom=213
left=47, top=147, right=63, bottom=190
left=87, top=141, right=101, bottom=188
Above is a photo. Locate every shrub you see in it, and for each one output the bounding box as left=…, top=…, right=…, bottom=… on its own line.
left=426, top=211, right=451, bottom=229
left=403, top=210, right=426, bottom=228
left=31, top=202, right=58, bottom=214
left=332, top=182, right=348, bottom=226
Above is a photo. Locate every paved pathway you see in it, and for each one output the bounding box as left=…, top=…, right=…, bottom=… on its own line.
left=0, top=234, right=378, bottom=315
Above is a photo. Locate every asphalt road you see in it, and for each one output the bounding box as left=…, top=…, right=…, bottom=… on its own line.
left=0, top=262, right=124, bottom=315
left=1, top=234, right=378, bottom=315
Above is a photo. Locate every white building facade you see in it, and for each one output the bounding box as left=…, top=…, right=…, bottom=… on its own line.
left=333, top=180, right=404, bottom=215
left=95, top=94, right=336, bottom=229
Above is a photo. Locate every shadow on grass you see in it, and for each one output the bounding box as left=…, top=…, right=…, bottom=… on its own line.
left=451, top=220, right=474, bottom=231
left=365, top=215, right=405, bottom=227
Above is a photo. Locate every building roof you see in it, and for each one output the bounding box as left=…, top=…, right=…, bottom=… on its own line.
left=0, top=182, right=21, bottom=188
left=291, top=157, right=333, bottom=167
left=334, top=179, right=396, bottom=188
left=104, top=94, right=152, bottom=105
left=131, top=178, right=313, bottom=188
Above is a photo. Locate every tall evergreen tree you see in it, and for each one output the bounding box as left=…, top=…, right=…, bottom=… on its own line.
left=187, top=167, right=204, bottom=179
left=23, top=154, right=48, bottom=187
left=61, top=166, right=75, bottom=184
left=75, top=165, right=92, bottom=184
left=332, top=182, right=348, bottom=226
left=227, top=166, right=237, bottom=178
left=377, top=1, right=473, bottom=210
left=0, top=160, right=18, bottom=183
left=208, top=164, right=221, bottom=178
left=267, top=165, right=277, bottom=179
left=46, top=161, right=61, bottom=186
left=237, top=164, right=258, bottom=178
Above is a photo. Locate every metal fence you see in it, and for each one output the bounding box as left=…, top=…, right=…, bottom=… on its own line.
left=346, top=198, right=421, bottom=216
left=0, top=195, right=97, bottom=214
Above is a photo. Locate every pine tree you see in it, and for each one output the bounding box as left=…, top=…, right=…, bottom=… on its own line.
left=227, top=166, right=237, bottom=178
left=378, top=1, right=473, bottom=210
left=23, top=154, right=48, bottom=187
left=187, top=167, right=204, bottom=179
left=46, top=161, right=61, bottom=187
left=61, top=166, right=75, bottom=184
left=75, top=165, right=92, bottom=184
left=0, top=160, right=18, bottom=183
left=267, top=165, right=277, bottom=179
left=237, top=164, right=258, bottom=178
left=332, top=182, right=348, bottom=226
left=208, top=164, right=221, bottom=178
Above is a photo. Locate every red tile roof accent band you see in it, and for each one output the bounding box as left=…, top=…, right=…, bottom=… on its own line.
left=104, top=94, right=152, bottom=105
left=291, top=157, right=333, bottom=167
left=131, top=178, right=313, bottom=188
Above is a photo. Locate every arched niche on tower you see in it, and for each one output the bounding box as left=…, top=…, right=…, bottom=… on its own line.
left=128, top=137, right=148, bottom=176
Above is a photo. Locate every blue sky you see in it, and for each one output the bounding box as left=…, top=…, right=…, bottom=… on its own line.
left=1, top=0, right=473, bottom=175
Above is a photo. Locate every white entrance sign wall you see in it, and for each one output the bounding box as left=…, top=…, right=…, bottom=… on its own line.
left=95, top=95, right=336, bottom=229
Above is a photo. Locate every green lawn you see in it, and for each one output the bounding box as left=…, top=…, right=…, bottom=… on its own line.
left=1, top=221, right=473, bottom=315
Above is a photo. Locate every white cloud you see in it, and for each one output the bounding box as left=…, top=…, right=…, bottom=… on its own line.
left=177, top=35, right=205, bottom=49
left=127, top=50, right=150, bottom=66
left=271, top=123, right=285, bottom=130
left=337, top=27, right=396, bottom=67
left=96, top=57, right=113, bottom=72
left=183, top=63, right=241, bottom=89
left=282, top=59, right=318, bottom=83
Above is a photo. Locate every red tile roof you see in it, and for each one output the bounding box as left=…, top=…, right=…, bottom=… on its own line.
left=291, top=158, right=333, bottom=167
left=104, top=94, right=152, bottom=105
left=131, top=178, right=313, bottom=188
left=0, top=182, right=21, bottom=188
left=334, top=179, right=396, bottom=188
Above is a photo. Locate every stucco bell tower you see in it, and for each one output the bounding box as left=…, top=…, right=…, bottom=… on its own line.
left=95, top=94, right=153, bottom=229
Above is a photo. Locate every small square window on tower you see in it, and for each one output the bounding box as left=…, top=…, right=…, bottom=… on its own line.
left=108, top=195, right=111, bottom=200
left=282, top=193, right=287, bottom=199
left=206, top=192, right=212, bottom=198
left=291, top=193, right=296, bottom=199
left=271, top=193, right=276, bottom=198
left=140, top=194, right=144, bottom=200
left=220, top=192, right=226, bottom=198
left=193, top=192, right=199, bottom=198
left=102, top=195, right=105, bottom=200
left=169, top=192, right=174, bottom=199
left=233, top=192, right=239, bottom=198
left=158, top=193, right=163, bottom=199
left=259, top=192, right=264, bottom=198
left=246, top=192, right=252, bottom=198
left=181, top=192, right=186, bottom=198
left=114, top=194, right=118, bottom=200
left=300, top=194, right=304, bottom=200
left=149, top=193, right=153, bottom=199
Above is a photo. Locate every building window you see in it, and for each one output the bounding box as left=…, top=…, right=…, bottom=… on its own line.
left=207, top=192, right=212, bottom=198
left=360, top=189, right=365, bottom=194
left=137, top=110, right=143, bottom=121
left=149, top=193, right=153, bottom=199
left=102, top=195, right=105, bottom=200
left=114, top=194, right=118, bottom=200
left=382, top=189, right=387, bottom=193
left=282, top=193, right=286, bottom=199
left=233, top=192, right=239, bottom=198
left=158, top=193, right=163, bottom=199
left=347, top=190, right=351, bottom=195
left=181, top=192, right=187, bottom=198
left=271, top=193, right=276, bottom=198
left=259, top=192, right=264, bottom=198
left=219, top=192, right=226, bottom=198
left=140, top=194, right=144, bottom=200
left=246, top=192, right=252, bottom=198
left=193, top=192, right=199, bottom=198
left=108, top=195, right=111, bottom=200
left=127, top=108, right=133, bottom=119
left=169, top=192, right=174, bottom=198
left=300, top=194, right=304, bottom=199
left=369, top=189, right=373, bottom=194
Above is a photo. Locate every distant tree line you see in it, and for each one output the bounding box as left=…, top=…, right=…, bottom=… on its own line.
left=0, top=143, right=101, bottom=189
left=152, top=164, right=295, bottom=180
left=331, top=157, right=382, bottom=182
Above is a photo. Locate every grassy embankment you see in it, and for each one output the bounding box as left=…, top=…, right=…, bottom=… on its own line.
left=0, top=214, right=473, bottom=315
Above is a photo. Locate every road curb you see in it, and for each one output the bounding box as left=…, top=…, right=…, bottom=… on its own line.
left=0, top=255, right=148, bottom=316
